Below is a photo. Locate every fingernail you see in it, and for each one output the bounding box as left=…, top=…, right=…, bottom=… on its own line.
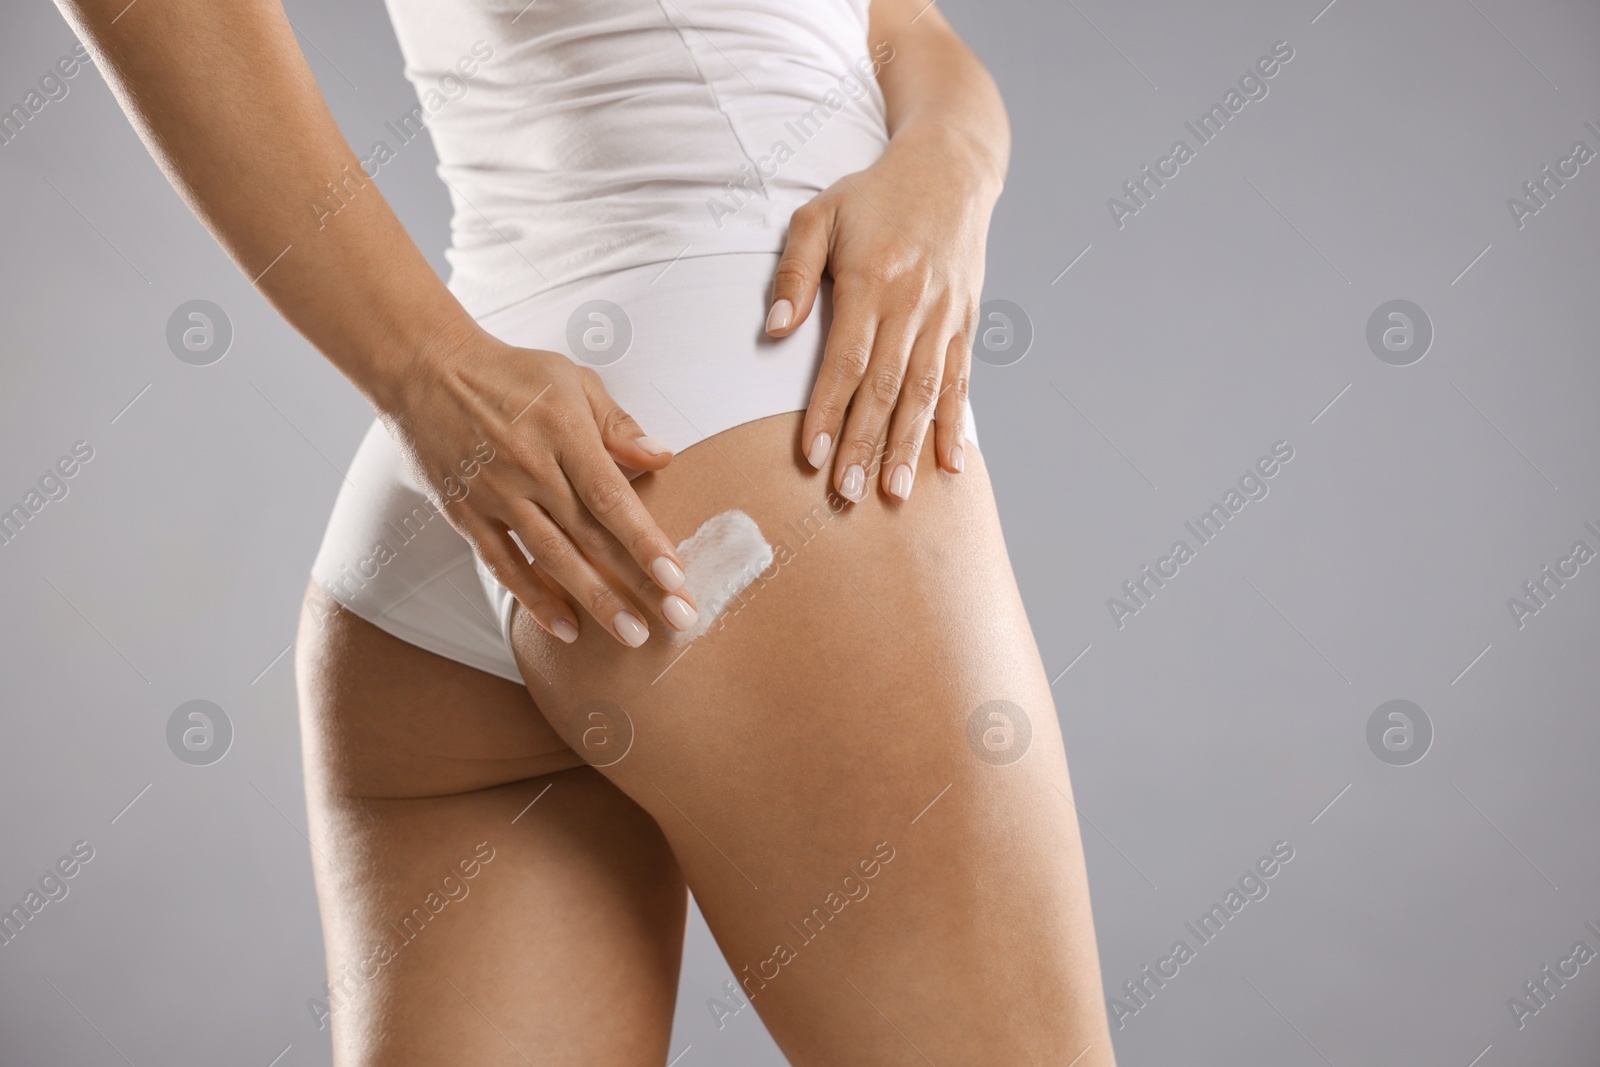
left=613, top=611, right=649, bottom=647
left=806, top=432, right=831, bottom=469
left=840, top=464, right=865, bottom=502
left=950, top=445, right=965, bottom=473
left=661, top=594, right=698, bottom=632
left=550, top=618, right=579, bottom=644
left=766, top=298, right=794, bottom=333
left=888, top=463, right=913, bottom=500
left=636, top=435, right=670, bottom=456
left=651, top=555, right=686, bottom=592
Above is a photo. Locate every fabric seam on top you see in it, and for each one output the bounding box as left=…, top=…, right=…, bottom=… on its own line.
left=652, top=0, right=771, bottom=205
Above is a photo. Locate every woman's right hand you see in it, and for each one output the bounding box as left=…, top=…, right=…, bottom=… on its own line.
left=379, top=326, right=698, bottom=648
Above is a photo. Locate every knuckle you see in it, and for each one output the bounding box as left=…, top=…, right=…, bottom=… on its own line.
left=906, top=368, right=942, bottom=409
left=810, top=398, right=847, bottom=430
left=485, top=555, right=531, bottom=592
left=585, top=476, right=629, bottom=517
left=506, top=436, right=545, bottom=472
left=866, top=367, right=903, bottom=405
left=830, top=340, right=873, bottom=380
left=437, top=496, right=469, bottom=526
left=956, top=300, right=979, bottom=335
left=540, top=403, right=583, bottom=439
left=773, top=258, right=813, bottom=289
left=479, top=549, right=515, bottom=577
left=600, top=405, right=637, bottom=439
left=858, top=258, right=901, bottom=289
left=901, top=268, right=935, bottom=303
left=790, top=201, right=823, bottom=229
left=845, top=430, right=881, bottom=457
left=585, top=584, right=622, bottom=617
left=534, top=531, right=575, bottom=567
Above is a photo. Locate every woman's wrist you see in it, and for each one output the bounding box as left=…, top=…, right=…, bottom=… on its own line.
left=883, top=118, right=1008, bottom=207
left=338, top=301, right=489, bottom=418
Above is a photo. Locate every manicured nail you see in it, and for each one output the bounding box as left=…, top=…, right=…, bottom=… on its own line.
left=550, top=618, right=579, bottom=644
left=636, top=435, right=670, bottom=456
left=950, top=444, right=965, bottom=473
left=661, top=594, right=698, bottom=632
left=888, top=464, right=913, bottom=500
left=806, top=432, right=831, bottom=469
left=651, top=555, right=686, bottom=591
left=613, top=611, right=649, bottom=647
left=766, top=298, right=794, bottom=333
left=840, top=464, right=865, bottom=502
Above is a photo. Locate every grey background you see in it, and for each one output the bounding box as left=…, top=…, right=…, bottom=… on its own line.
left=2, top=0, right=1597, bottom=1063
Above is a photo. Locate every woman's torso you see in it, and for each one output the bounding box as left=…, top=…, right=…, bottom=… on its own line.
left=379, top=0, right=891, bottom=317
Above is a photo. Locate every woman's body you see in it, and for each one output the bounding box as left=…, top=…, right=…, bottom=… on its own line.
left=58, top=0, right=1118, bottom=1061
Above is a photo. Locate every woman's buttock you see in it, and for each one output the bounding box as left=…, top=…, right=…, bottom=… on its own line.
left=503, top=411, right=1097, bottom=1058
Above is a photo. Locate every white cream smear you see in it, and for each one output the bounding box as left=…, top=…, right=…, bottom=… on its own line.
left=672, top=509, right=774, bottom=644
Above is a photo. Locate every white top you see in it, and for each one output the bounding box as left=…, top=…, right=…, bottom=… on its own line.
left=380, top=0, right=892, bottom=317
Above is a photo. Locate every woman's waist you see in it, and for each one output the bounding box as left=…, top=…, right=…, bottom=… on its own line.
left=428, top=89, right=888, bottom=210
left=433, top=110, right=883, bottom=317
left=443, top=216, right=796, bottom=320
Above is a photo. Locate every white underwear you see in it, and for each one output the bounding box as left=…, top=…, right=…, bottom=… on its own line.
left=307, top=251, right=977, bottom=683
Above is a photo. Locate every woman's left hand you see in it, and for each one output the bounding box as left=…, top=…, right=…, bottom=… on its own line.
left=765, top=121, right=1004, bottom=502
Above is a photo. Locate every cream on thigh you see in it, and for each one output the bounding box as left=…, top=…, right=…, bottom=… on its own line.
left=509, top=411, right=1118, bottom=1067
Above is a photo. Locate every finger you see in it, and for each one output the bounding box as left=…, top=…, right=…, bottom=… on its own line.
left=553, top=419, right=699, bottom=620
left=800, top=286, right=877, bottom=473
left=580, top=368, right=673, bottom=472
left=527, top=564, right=583, bottom=644
left=563, top=375, right=693, bottom=597
left=506, top=499, right=656, bottom=648
left=462, top=513, right=581, bottom=644
left=767, top=200, right=832, bottom=337
left=831, top=315, right=916, bottom=503
left=879, top=326, right=947, bottom=501
left=536, top=462, right=700, bottom=635
left=934, top=330, right=971, bottom=474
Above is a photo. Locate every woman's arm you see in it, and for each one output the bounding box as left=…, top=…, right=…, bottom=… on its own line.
left=56, top=0, right=697, bottom=646
left=872, top=0, right=1010, bottom=187
left=766, top=0, right=1010, bottom=500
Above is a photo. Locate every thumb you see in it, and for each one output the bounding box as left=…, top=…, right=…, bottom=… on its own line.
left=580, top=369, right=673, bottom=471
left=766, top=201, right=831, bottom=337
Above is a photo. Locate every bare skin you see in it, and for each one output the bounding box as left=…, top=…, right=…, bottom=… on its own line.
left=300, top=412, right=1117, bottom=1065
left=297, top=607, right=686, bottom=1063
left=61, top=0, right=1118, bottom=1058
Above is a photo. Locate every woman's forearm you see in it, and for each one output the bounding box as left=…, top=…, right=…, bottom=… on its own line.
left=55, top=0, right=481, bottom=410
left=868, top=0, right=1011, bottom=200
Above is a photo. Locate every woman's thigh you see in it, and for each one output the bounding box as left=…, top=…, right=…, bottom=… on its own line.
left=295, top=586, right=687, bottom=1066
left=510, top=411, right=1117, bottom=1066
